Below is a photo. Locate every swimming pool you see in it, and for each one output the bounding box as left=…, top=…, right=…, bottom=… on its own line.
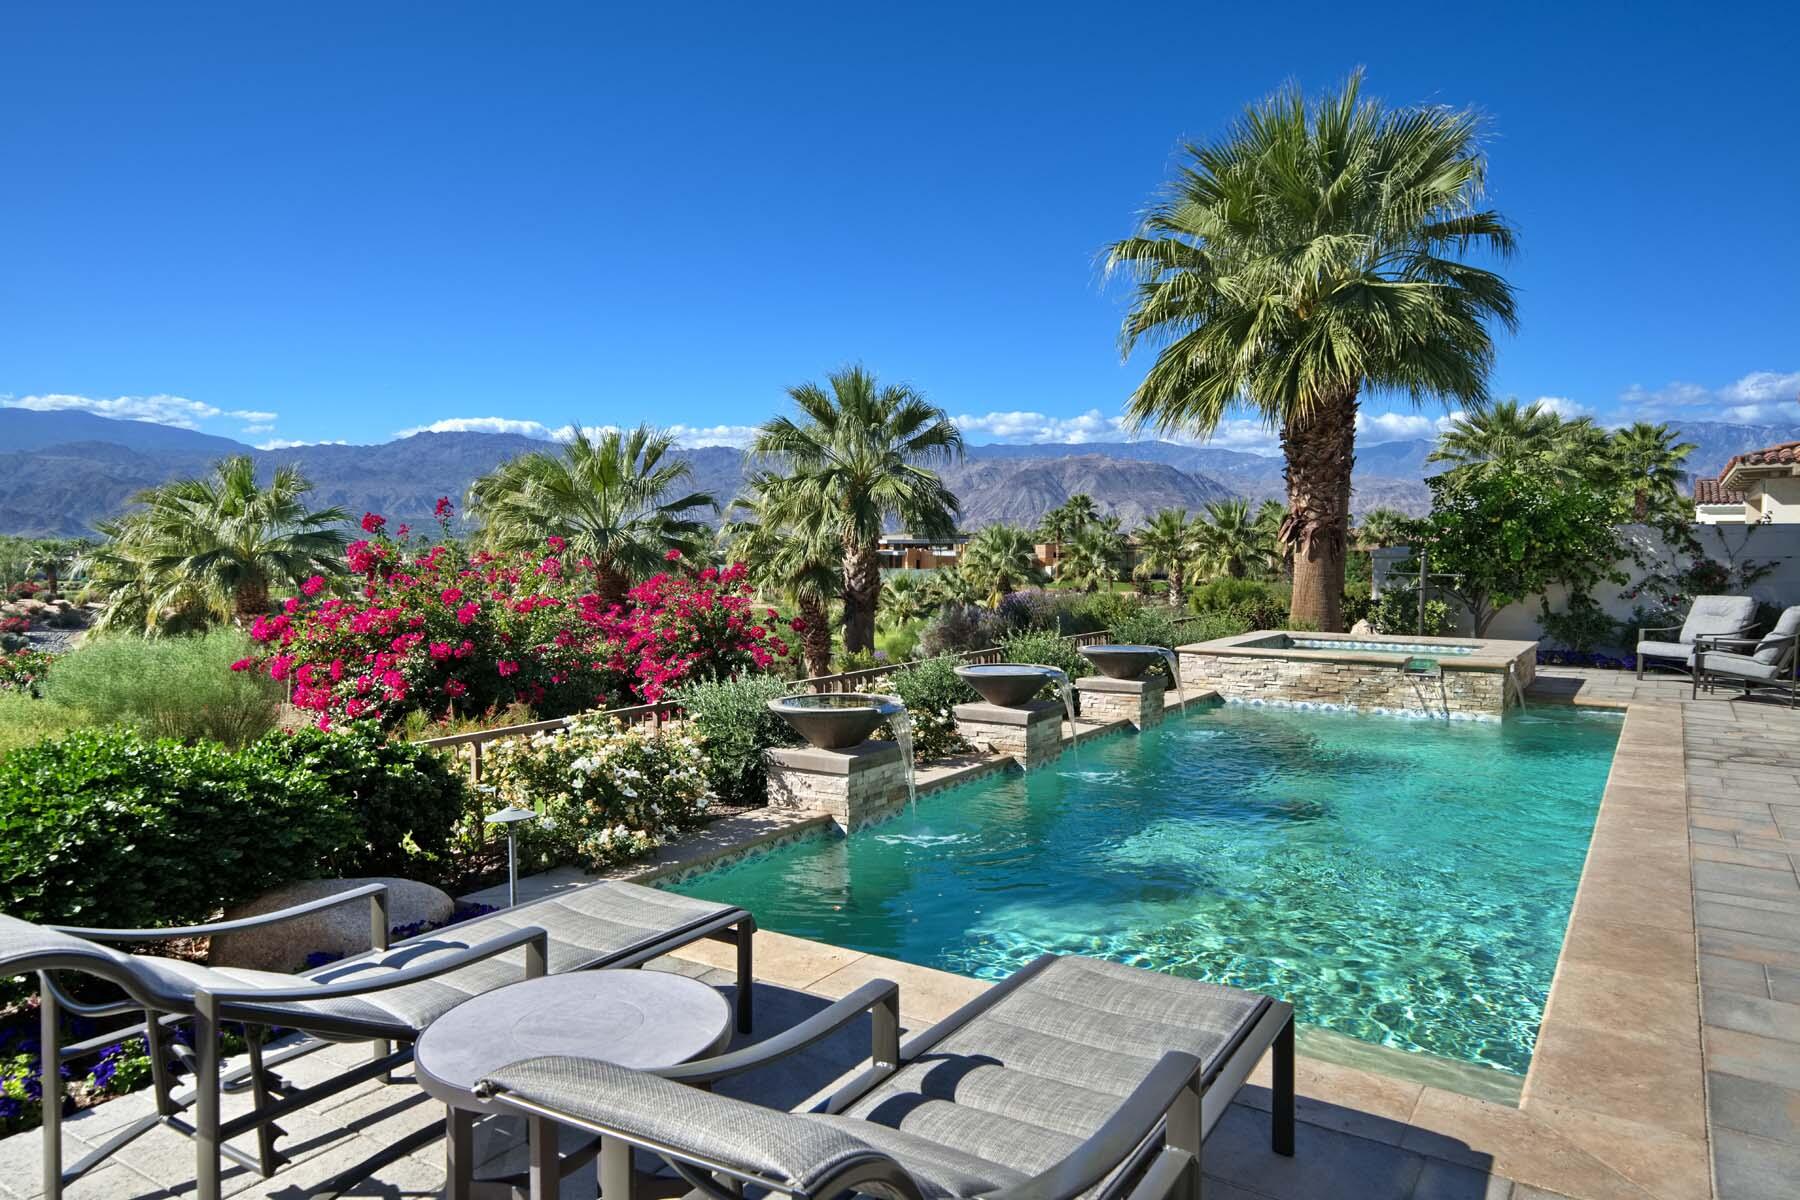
left=667, top=702, right=1621, bottom=1077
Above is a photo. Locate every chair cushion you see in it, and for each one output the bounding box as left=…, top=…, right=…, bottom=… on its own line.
left=841, top=956, right=1267, bottom=1180
left=1699, top=651, right=1785, bottom=682
left=1636, top=640, right=1693, bottom=663
left=1679, top=596, right=1758, bottom=644
left=1754, top=606, right=1800, bottom=665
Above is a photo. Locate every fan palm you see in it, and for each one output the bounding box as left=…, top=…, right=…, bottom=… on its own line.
left=1428, top=400, right=1566, bottom=480
left=1058, top=527, right=1123, bottom=593
left=1195, top=499, right=1273, bottom=580
left=94, top=456, right=348, bottom=629
left=927, top=565, right=980, bottom=608
left=962, top=525, right=1046, bottom=607
left=880, top=573, right=936, bottom=626
left=1133, top=508, right=1198, bottom=606
left=1356, top=507, right=1415, bottom=548
left=750, top=365, right=963, bottom=654
left=468, top=425, right=717, bottom=604
left=723, top=472, right=840, bottom=675
left=1108, top=72, right=1517, bottom=630
left=24, top=538, right=83, bottom=599
left=1609, top=422, right=1696, bottom=521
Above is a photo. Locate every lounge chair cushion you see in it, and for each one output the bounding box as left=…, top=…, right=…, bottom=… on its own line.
left=1753, top=606, right=1800, bottom=665
left=1699, top=651, right=1786, bottom=682
left=1636, top=640, right=1694, bottom=664
left=1678, top=595, right=1758, bottom=644
left=839, top=956, right=1267, bottom=1179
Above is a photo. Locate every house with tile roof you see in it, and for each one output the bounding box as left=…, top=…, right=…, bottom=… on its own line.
left=1693, top=440, right=1800, bottom=523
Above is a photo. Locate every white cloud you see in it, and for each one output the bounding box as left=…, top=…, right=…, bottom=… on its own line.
left=1533, top=395, right=1590, bottom=419
left=952, top=408, right=1128, bottom=445
left=395, top=416, right=557, bottom=439
left=1355, top=410, right=1463, bottom=440
left=666, top=424, right=759, bottom=449
left=2, top=392, right=279, bottom=430
left=1619, top=370, right=1800, bottom=423
left=256, top=438, right=348, bottom=451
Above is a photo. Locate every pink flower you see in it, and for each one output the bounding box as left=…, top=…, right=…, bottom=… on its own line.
left=440, top=587, right=463, bottom=606
left=456, top=602, right=479, bottom=625
left=283, top=597, right=301, bottom=615
left=301, top=575, right=326, bottom=596
left=446, top=679, right=468, bottom=697
left=361, top=512, right=386, bottom=534
left=497, top=660, right=519, bottom=677
left=435, top=496, right=454, bottom=519
left=789, top=617, right=805, bottom=632
left=546, top=535, right=566, bottom=552
left=665, top=549, right=682, bottom=562
left=230, top=657, right=254, bottom=672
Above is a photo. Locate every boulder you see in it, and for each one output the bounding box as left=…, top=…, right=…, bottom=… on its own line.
left=208, top=877, right=455, bottom=972
left=1349, top=619, right=1376, bottom=636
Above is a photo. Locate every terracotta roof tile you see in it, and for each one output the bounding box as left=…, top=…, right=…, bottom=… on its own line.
left=1694, top=477, right=1745, bottom=505
left=1720, top=440, right=1800, bottom=478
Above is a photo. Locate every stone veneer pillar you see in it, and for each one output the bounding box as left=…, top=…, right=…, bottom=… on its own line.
left=952, top=700, right=1063, bottom=768
left=764, top=741, right=907, bottom=830
left=1075, top=674, right=1166, bottom=727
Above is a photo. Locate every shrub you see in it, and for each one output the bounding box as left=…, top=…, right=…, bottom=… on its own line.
left=483, top=719, right=710, bottom=868
left=1341, top=581, right=1374, bottom=629
left=884, top=657, right=975, bottom=762
left=0, top=728, right=355, bottom=931
left=0, top=693, right=90, bottom=759
left=1107, top=606, right=1181, bottom=650
left=246, top=723, right=467, bottom=878
left=1538, top=593, right=1621, bottom=653
left=0, top=648, right=55, bottom=697
left=1368, top=587, right=1454, bottom=636
left=1182, top=612, right=1253, bottom=642
left=43, top=630, right=281, bottom=747
left=997, top=629, right=1089, bottom=712
left=1189, top=578, right=1289, bottom=628
left=920, top=604, right=1011, bottom=656
left=670, top=675, right=800, bottom=804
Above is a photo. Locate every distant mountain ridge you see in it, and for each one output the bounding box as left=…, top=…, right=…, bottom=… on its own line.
left=2, top=408, right=1794, bottom=539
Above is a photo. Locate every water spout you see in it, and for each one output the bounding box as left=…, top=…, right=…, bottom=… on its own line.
left=887, top=702, right=919, bottom=812
left=1034, top=665, right=1079, bottom=735
left=1504, top=662, right=1527, bottom=713
left=1155, top=648, right=1187, bottom=709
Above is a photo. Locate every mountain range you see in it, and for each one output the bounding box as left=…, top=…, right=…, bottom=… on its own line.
left=2, top=408, right=1794, bottom=539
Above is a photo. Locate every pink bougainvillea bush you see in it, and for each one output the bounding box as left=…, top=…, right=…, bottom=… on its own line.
left=238, top=505, right=792, bottom=728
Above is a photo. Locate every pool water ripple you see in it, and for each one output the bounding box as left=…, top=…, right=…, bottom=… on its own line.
left=668, top=702, right=1620, bottom=1077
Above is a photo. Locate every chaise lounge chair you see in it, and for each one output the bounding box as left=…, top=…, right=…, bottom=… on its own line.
left=0, top=878, right=754, bottom=1200
left=1636, top=594, right=1759, bottom=681
left=1692, top=605, right=1800, bottom=707
left=476, top=953, right=1295, bottom=1200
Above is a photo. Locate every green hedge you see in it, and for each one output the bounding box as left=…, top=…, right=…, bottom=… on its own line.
left=671, top=675, right=801, bottom=804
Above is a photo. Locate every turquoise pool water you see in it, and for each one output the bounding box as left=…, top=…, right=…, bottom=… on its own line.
left=668, top=703, right=1621, bottom=1076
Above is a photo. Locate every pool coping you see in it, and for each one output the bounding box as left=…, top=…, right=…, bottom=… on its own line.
left=1178, top=628, right=1540, bottom=673
left=471, top=682, right=1709, bottom=1200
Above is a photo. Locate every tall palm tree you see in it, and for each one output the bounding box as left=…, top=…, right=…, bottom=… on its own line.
left=1133, top=508, right=1198, bottom=606
left=1058, top=526, right=1123, bottom=592
left=724, top=472, right=841, bottom=676
left=1194, top=499, right=1271, bottom=580
left=469, top=425, right=717, bottom=605
left=750, top=365, right=963, bottom=654
left=95, top=456, right=348, bottom=629
left=1609, top=422, right=1696, bottom=522
left=962, top=525, right=1046, bottom=606
left=1428, top=399, right=1567, bottom=480
left=25, top=538, right=83, bottom=599
left=1108, top=73, right=1517, bottom=630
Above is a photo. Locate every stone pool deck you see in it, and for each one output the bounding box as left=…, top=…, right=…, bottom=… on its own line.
left=6, top=668, right=1796, bottom=1200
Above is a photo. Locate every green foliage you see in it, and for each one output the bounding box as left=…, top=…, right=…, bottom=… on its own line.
left=962, top=525, right=1047, bottom=605
left=245, top=723, right=466, bottom=877
left=876, top=622, right=921, bottom=662
left=0, top=648, right=56, bottom=697
left=1107, top=606, right=1181, bottom=650
left=1417, top=466, right=1624, bottom=636
left=483, top=719, right=711, bottom=867
left=920, top=604, right=1011, bottom=656
left=1189, top=578, right=1290, bottom=628
left=42, top=630, right=282, bottom=747
left=670, top=675, right=800, bottom=804
left=998, top=629, right=1089, bottom=711
left=1367, top=586, right=1455, bottom=636
left=1340, top=580, right=1374, bottom=628
left=0, top=693, right=91, bottom=758
left=1538, top=593, right=1621, bottom=653
left=1182, top=612, right=1253, bottom=642
left=0, top=728, right=357, bottom=930
left=884, top=657, right=976, bottom=762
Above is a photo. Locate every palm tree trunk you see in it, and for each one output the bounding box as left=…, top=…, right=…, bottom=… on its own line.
left=798, top=593, right=832, bottom=676
left=1165, top=564, right=1184, bottom=608
left=1633, top=489, right=1648, bottom=522
left=234, top=574, right=270, bottom=626
left=592, top=563, right=632, bottom=608
left=841, top=537, right=879, bottom=655
left=1281, top=387, right=1358, bottom=632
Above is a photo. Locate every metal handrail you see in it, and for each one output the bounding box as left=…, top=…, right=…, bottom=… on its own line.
left=416, top=612, right=1208, bottom=784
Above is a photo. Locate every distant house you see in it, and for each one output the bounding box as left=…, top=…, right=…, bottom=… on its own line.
left=877, top=533, right=968, bottom=570
left=1693, top=441, right=1800, bottom=524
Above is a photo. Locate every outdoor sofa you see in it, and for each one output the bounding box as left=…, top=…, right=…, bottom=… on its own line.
left=1636, top=594, right=1760, bottom=680
left=1692, top=605, right=1800, bottom=706
left=0, top=878, right=755, bottom=1200
left=476, top=952, right=1296, bottom=1200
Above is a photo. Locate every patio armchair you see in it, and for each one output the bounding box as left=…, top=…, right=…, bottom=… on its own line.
left=0, top=877, right=755, bottom=1200
left=1636, top=594, right=1759, bottom=680
left=1692, top=605, right=1800, bottom=707
left=476, top=953, right=1296, bottom=1200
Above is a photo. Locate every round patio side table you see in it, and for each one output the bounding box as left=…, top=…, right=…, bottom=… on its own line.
left=415, top=971, right=733, bottom=1200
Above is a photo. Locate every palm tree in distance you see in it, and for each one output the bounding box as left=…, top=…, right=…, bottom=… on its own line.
left=1610, top=422, right=1696, bottom=522
left=962, top=524, right=1046, bottom=607
left=1356, top=507, right=1416, bottom=548
left=927, top=565, right=980, bottom=608
left=1195, top=499, right=1271, bottom=580
left=469, top=425, right=717, bottom=605
left=750, top=366, right=963, bottom=655
left=880, top=573, right=936, bottom=627
left=95, top=456, right=348, bottom=630
left=1108, top=72, right=1517, bottom=630
left=1427, top=400, right=1565, bottom=480
left=724, top=472, right=840, bottom=676
left=1058, top=526, right=1123, bottom=592
left=1133, top=508, right=1198, bottom=606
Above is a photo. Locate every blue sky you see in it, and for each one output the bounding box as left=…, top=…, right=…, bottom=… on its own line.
left=3, top=2, right=1796, bottom=455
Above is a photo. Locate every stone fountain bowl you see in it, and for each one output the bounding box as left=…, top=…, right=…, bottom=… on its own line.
left=1077, top=643, right=1164, bottom=681
left=954, top=664, right=1056, bottom=707
left=767, top=692, right=905, bottom=750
